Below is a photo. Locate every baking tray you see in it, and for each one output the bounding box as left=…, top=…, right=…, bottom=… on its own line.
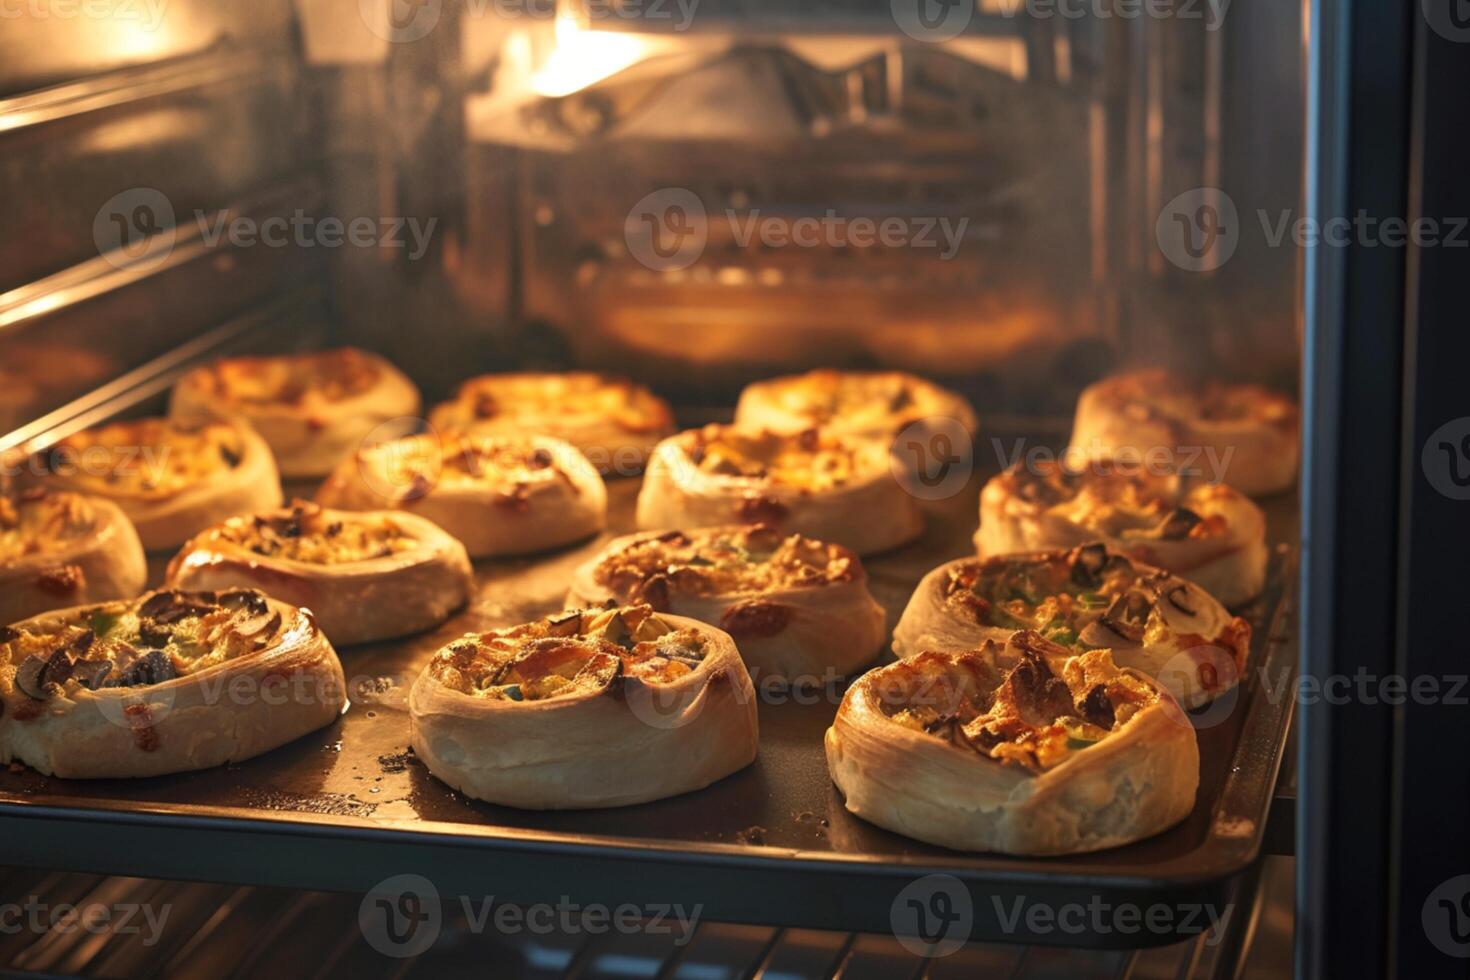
left=0, top=452, right=1298, bottom=948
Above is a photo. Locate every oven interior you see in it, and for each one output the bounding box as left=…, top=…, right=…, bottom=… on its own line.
left=0, top=1, right=1307, bottom=976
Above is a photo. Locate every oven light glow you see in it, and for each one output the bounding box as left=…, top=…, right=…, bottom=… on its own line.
left=530, top=16, right=654, bottom=99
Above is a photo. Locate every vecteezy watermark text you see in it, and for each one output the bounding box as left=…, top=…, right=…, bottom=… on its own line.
left=625, top=188, right=970, bottom=271
left=194, top=211, right=438, bottom=261
left=1157, top=186, right=1469, bottom=272
left=93, top=187, right=439, bottom=272
left=0, top=0, right=168, bottom=31
left=0, top=897, right=170, bottom=947
left=358, top=874, right=700, bottom=959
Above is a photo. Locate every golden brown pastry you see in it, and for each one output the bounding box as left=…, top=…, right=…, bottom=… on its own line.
left=0, top=491, right=146, bottom=626
left=567, top=525, right=886, bottom=683
left=29, top=418, right=282, bottom=551
left=976, top=458, right=1267, bottom=607
left=894, top=544, right=1251, bottom=709
left=1068, top=369, right=1300, bottom=496
left=428, top=373, right=674, bottom=476
left=410, top=604, right=758, bottom=809
left=167, top=501, right=473, bottom=647
left=0, top=589, right=346, bottom=778
left=735, top=369, right=978, bottom=440
left=315, top=431, right=606, bottom=559
left=636, top=425, right=924, bottom=556
left=825, top=631, right=1199, bottom=855
left=170, top=348, right=422, bottom=479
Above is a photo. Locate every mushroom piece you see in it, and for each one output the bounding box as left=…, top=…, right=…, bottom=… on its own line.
left=71, top=659, right=114, bottom=690
left=545, top=610, right=583, bottom=637
left=114, top=650, right=176, bottom=688
left=218, top=589, right=268, bottom=616
left=1070, top=543, right=1110, bottom=588
left=1157, top=507, right=1203, bottom=541
left=233, top=609, right=282, bottom=642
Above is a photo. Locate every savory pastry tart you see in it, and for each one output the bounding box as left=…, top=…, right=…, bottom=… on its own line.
left=0, top=491, right=147, bottom=626
left=31, top=418, right=282, bottom=551
left=975, top=458, right=1267, bottom=607
left=0, top=588, right=346, bottom=778
left=427, top=373, right=675, bottom=476
left=1068, top=368, right=1301, bottom=496
left=0, top=490, right=147, bottom=628
left=166, top=501, right=473, bottom=647
left=825, top=631, right=1199, bottom=855
left=566, top=525, right=886, bottom=683
left=410, top=604, right=758, bottom=809
left=315, top=432, right=606, bottom=559
left=169, top=348, right=422, bottom=479
left=735, top=369, right=978, bottom=440
left=636, top=425, right=924, bottom=556
left=894, top=544, right=1251, bottom=709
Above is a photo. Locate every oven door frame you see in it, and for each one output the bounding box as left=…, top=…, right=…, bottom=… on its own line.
left=1300, top=0, right=1470, bottom=976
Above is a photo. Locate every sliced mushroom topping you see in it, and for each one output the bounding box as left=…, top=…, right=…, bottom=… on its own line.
left=545, top=610, right=582, bottom=637
left=1157, top=507, right=1203, bottom=541
left=1007, top=648, right=1077, bottom=727
left=218, top=589, right=268, bottom=616
left=575, top=650, right=622, bottom=690
left=233, top=609, right=282, bottom=641
left=1097, top=592, right=1150, bottom=643
left=1077, top=685, right=1116, bottom=729
left=1164, top=584, right=1198, bottom=617
left=67, top=629, right=95, bottom=657
left=71, top=659, right=113, bottom=691
left=115, top=650, right=176, bottom=688
left=139, top=591, right=216, bottom=625
left=1070, top=542, right=1110, bottom=587
left=137, top=621, right=173, bottom=648
left=14, top=646, right=76, bottom=700
left=1079, top=618, right=1138, bottom=648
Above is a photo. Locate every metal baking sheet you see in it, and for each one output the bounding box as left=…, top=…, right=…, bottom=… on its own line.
left=0, top=453, right=1298, bottom=947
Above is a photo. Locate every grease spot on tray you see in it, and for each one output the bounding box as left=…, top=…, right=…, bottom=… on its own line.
left=240, top=788, right=378, bottom=818
left=377, top=750, right=416, bottom=774
left=734, top=825, right=768, bottom=846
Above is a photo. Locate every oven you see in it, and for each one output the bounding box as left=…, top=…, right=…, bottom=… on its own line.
left=0, top=1, right=1464, bottom=977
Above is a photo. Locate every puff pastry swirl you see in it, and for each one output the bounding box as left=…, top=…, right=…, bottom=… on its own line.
left=826, top=631, right=1198, bottom=855
left=0, top=589, right=345, bottom=778
left=637, top=425, right=923, bottom=556
left=567, top=525, right=886, bottom=683
left=410, top=605, right=758, bottom=809
left=894, top=545, right=1251, bottom=709
left=167, top=501, right=473, bottom=647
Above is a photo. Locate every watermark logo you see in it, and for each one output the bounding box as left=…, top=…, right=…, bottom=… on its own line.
left=890, top=874, right=973, bottom=957
left=1422, top=417, right=1470, bottom=501
left=1423, top=0, right=1470, bottom=43
left=892, top=0, right=973, bottom=43
left=890, top=416, right=975, bottom=501
left=359, top=874, right=443, bottom=958
left=1155, top=647, right=1241, bottom=730
left=93, top=187, right=176, bottom=273
left=625, top=188, right=708, bottom=272
left=625, top=187, right=971, bottom=271
left=93, top=189, right=438, bottom=266
left=1423, top=874, right=1470, bottom=958
left=1156, top=187, right=1238, bottom=273
left=359, top=0, right=442, bottom=43
left=624, top=675, right=710, bottom=730
left=355, top=418, right=438, bottom=502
